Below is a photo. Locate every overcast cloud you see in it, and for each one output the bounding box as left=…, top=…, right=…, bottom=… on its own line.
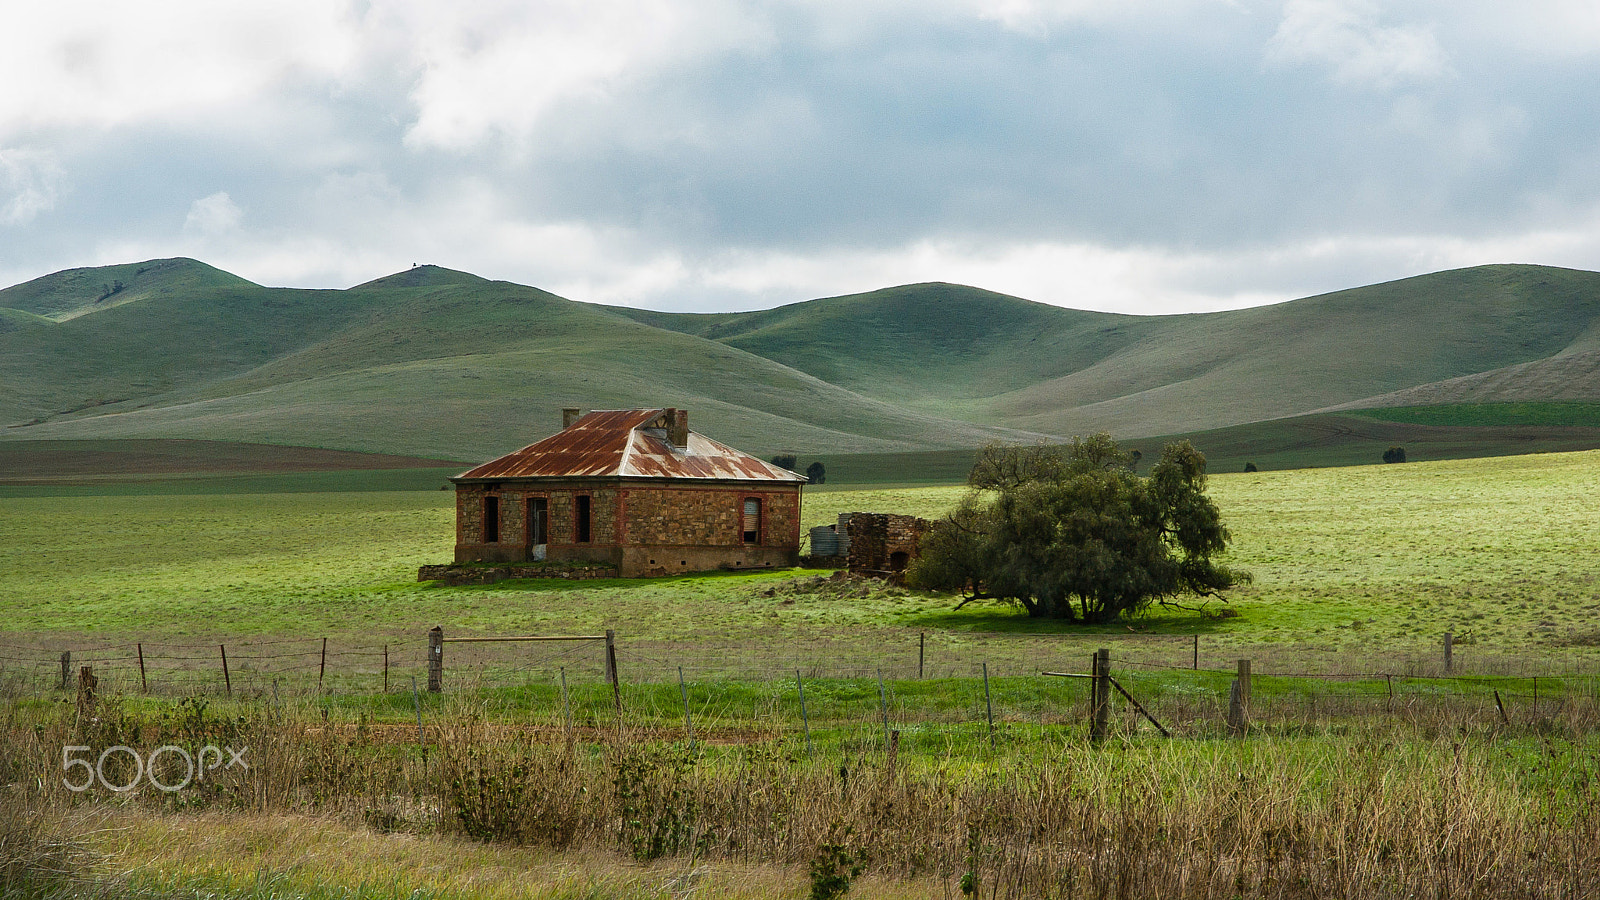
left=2, top=0, right=1598, bottom=313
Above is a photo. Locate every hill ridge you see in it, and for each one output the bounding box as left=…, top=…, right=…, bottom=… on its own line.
left=4, top=259, right=1600, bottom=460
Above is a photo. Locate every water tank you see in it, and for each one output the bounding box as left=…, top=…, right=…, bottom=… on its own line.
left=809, top=526, right=838, bottom=556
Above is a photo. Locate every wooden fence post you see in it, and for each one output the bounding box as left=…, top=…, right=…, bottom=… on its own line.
left=427, top=626, right=443, bottom=693
left=1090, top=648, right=1111, bottom=743
left=383, top=645, right=389, bottom=694
left=77, top=665, right=96, bottom=717
left=59, top=651, right=71, bottom=690
left=137, top=643, right=148, bottom=694
left=604, top=629, right=621, bottom=714
left=919, top=633, right=925, bottom=679
left=1227, top=658, right=1251, bottom=736
left=319, top=637, right=328, bottom=690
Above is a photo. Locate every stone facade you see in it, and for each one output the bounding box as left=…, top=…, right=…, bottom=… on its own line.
left=841, top=512, right=930, bottom=577
left=454, top=479, right=801, bottom=576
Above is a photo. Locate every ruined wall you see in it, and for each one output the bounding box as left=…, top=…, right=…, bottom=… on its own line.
left=841, top=512, right=930, bottom=575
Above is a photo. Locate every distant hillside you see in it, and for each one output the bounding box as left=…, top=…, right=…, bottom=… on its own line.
left=5, top=258, right=1600, bottom=464
left=626, top=265, right=1600, bottom=438
left=0, top=260, right=1049, bottom=460
left=0, top=258, right=256, bottom=320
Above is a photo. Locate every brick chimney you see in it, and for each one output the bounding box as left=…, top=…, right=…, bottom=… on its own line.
left=666, top=408, right=689, bottom=448
left=562, top=408, right=582, bottom=428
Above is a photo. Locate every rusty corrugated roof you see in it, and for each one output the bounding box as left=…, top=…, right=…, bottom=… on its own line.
left=454, top=409, right=808, bottom=482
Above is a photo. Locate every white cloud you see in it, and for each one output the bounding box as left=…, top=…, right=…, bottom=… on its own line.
left=184, top=192, right=243, bottom=236
left=0, top=1, right=362, bottom=135
left=1264, top=0, right=1450, bottom=89
left=394, top=0, right=771, bottom=152
left=0, top=147, right=66, bottom=225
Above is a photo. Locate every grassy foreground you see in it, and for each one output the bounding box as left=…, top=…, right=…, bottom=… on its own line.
left=6, top=450, right=1600, bottom=897
left=4, top=689, right=1600, bottom=900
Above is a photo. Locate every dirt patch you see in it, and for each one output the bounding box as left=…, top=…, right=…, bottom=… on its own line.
left=756, top=571, right=908, bottom=601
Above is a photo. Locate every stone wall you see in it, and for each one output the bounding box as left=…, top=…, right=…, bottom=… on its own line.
left=841, top=512, right=930, bottom=576
left=455, top=478, right=801, bottom=574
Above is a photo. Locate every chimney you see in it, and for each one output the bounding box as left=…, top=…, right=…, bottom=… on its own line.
left=667, top=408, right=689, bottom=448
left=562, top=408, right=582, bottom=429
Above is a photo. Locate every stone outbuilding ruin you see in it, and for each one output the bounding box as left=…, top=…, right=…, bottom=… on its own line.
left=450, top=408, right=806, bottom=577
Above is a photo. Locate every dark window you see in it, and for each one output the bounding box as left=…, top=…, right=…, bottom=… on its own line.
left=742, top=498, right=761, bottom=544
left=529, top=497, right=548, bottom=544
left=483, top=495, right=500, bottom=544
left=575, top=495, right=591, bottom=543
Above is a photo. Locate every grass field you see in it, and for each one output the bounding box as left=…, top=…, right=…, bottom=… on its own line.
left=3, top=449, right=1600, bottom=681
left=7, top=450, right=1600, bottom=898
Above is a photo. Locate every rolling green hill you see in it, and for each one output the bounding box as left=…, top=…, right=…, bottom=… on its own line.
left=623, top=265, right=1600, bottom=438
left=5, top=259, right=1600, bottom=468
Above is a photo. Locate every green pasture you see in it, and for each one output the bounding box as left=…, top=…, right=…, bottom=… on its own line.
left=3, top=450, right=1600, bottom=676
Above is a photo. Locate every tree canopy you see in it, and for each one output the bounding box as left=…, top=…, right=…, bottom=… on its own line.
left=907, top=434, right=1249, bottom=622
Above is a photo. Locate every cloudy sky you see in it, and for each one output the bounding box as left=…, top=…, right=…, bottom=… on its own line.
left=2, top=0, right=1598, bottom=313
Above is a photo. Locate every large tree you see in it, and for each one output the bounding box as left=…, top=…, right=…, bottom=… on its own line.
left=907, top=434, right=1248, bottom=622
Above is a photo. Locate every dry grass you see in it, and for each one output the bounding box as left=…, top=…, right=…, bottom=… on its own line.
left=5, top=693, right=1600, bottom=899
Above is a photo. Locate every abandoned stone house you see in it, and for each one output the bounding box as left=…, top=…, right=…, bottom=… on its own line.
left=451, top=408, right=806, bottom=577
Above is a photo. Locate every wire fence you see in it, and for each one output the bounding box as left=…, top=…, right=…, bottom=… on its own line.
left=4, top=630, right=1597, bottom=742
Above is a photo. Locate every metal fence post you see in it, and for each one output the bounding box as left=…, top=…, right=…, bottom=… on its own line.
left=1091, top=648, right=1110, bottom=743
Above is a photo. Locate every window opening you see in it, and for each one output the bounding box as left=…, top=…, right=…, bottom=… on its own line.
left=529, top=497, right=548, bottom=544
left=576, top=495, right=592, bottom=543
left=742, top=498, right=761, bottom=544
left=483, top=495, right=500, bottom=544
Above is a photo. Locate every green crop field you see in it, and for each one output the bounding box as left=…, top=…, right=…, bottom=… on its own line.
left=4, top=448, right=1599, bottom=679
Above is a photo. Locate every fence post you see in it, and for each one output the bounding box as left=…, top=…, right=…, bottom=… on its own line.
left=383, top=645, right=389, bottom=694
left=604, top=630, right=621, bottom=714
left=1444, top=632, right=1453, bottom=674
left=919, top=632, right=925, bottom=679
left=877, top=668, right=891, bottom=749
left=77, top=666, right=96, bottom=717
left=220, top=644, right=232, bottom=698
left=678, top=666, right=695, bottom=748
left=427, top=626, right=443, bottom=693
left=1193, top=635, right=1199, bottom=670
left=137, top=643, right=148, bottom=694
left=411, top=676, right=424, bottom=743
left=1090, top=648, right=1111, bottom=743
left=560, top=667, right=574, bottom=742
left=982, top=661, right=995, bottom=750
left=319, top=637, right=328, bottom=691
left=59, top=651, right=71, bottom=690
left=796, top=668, right=813, bottom=755
left=1227, top=658, right=1251, bottom=737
